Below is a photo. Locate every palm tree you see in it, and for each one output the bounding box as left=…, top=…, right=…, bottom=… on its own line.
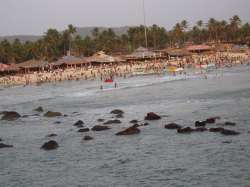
left=67, top=24, right=77, bottom=55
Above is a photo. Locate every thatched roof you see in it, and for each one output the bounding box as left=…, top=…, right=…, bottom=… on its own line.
left=53, top=56, right=88, bottom=66
left=167, top=49, right=191, bottom=57
left=187, top=45, right=211, bottom=52
left=17, top=60, right=49, bottom=69
left=87, top=51, right=123, bottom=63
left=126, top=47, right=156, bottom=59
left=3, top=64, right=20, bottom=72
left=0, top=63, right=9, bottom=71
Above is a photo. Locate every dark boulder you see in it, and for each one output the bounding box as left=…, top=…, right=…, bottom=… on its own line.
left=177, top=127, right=195, bottom=134
left=83, top=135, right=94, bottom=141
left=224, top=122, right=236, bottom=126
left=0, top=138, right=2, bottom=142
left=110, top=109, right=124, bottom=115
left=195, top=121, right=206, bottom=127
left=144, top=112, right=161, bottom=120
left=97, top=119, right=105, bottom=122
left=1, top=111, right=21, bottom=121
left=116, top=114, right=124, bottom=118
left=116, top=126, right=140, bottom=136
left=104, top=119, right=121, bottom=125
left=44, top=111, right=62, bottom=118
left=0, top=143, right=13, bottom=149
left=34, top=106, right=44, bottom=112
left=78, top=128, right=90, bottom=133
left=73, top=120, right=84, bottom=128
left=221, top=129, right=240, bottom=136
left=206, top=117, right=220, bottom=124
left=142, top=122, right=149, bottom=126
left=209, top=127, right=224, bottom=132
left=91, top=125, right=110, bottom=131
left=165, top=123, right=182, bottom=130
left=130, top=120, right=138, bottom=124
left=46, top=133, right=57, bottom=137
left=41, top=140, right=58, bottom=150
left=195, top=127, right=208, bottom=132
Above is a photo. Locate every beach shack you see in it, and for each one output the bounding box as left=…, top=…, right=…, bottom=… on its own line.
left=167, top=49, right=191, bottom=59
left=87, top=51, right=125, bottom=66
left=17, top=60, right=49, bottom=73
left=52, top=55, right=89, bottom=69
left=126, top=47, right=164, bottom=62
left=1, top=63, right=20, bottom=76
left=186, top=44, right=212, bottom=54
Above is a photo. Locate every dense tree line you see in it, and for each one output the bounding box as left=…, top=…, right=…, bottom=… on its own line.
left=0, top=15, right=249, bottom=64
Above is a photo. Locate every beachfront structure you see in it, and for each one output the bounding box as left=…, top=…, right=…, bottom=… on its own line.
left=186, top=44, right=212, bottom=53
left=17, top=60, right=50, bottom=73
left=0, top=63, right=9, bottom=71
left=52, top=55, right=90, bottom=69
left=0, top=63, right=20, bottom=76
left=87, top=51, right=125, bottom=66
left=126, top=47, right=166, bottom=61
left=167, top=49, right=191, bottom=58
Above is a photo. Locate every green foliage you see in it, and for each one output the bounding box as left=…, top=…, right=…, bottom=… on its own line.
left=0, top=15, right=249, bottom=64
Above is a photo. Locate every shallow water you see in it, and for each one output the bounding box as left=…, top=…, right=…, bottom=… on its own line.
left=0, top=65, right=250, bottom=187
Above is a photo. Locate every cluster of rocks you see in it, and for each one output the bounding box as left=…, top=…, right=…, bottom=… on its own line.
left=1, top=109, right=245, bottom=151
left=164, top=117, right=240, bottom=136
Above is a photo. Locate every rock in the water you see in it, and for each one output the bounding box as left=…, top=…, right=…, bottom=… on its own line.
left=142, top=122, right=149, bottom=126
left=220, top=129, right=240, bottom=136
left=91, top=125, right=110, bottom=131
left=104, top=119, right=121, bottom=125
left=44, top=111, right=62, bottom=117
left=34, top=106, right=44, bottom=112
left=1, top=111, right=21, bottom=121
left=206, top=117, right=220, bottom=124
left=116, top=114, right=124, bottom=118
left=165, top=123, right=182, bottom=130
left=73, top=120, right=84, bottom=128
left=0, top=138, right=2, bottom=142
left=116, top=126, right=140, bottom=135
left=97, top=119, right=105, bottom=122
left=195, top=127, right=208, bottom=132
left=0, top=143, right=13, bottom=149
left=54, top=121, right=61, bottom=124
left=195, top=121, right=206, bottom=127
left=110, top=109, right=124, bottom=115
left=83, top=135, right=94, bottom=141
left=144, top=112, right=161, bottom=120
left=78, top=128, right=90, bottom=133
left=209, top=127, right=224, bottom=132
left=130, top=120, right=138, bottom=124
left=177, top=127, right=195, bottom=134
left=224, top=122, right=236, bottom=126
left=46, top=133, right=57, bottom=137
left=41, top=140, right=58, bottom=150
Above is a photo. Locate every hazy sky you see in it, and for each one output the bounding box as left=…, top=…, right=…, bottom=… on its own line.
left=0, top=0, right=250, bottom=36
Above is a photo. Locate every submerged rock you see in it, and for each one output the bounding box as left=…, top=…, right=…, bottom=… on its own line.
left=78, top=128, right=90, bottom=133
left=44, top=111, right=62, bottom=118
left=142, top=122, right=149, bottom=126
left=224, top=122, right=237, bottom=126
left=209, top=127, right=224, bottom=132
left=144, top=112, right=161, bottom=120
left=0, top=138, right=2, bottom=142
left=206, top=117, right=220, bottom=124
left=116, top=126, right=140, bottom=135
left=116, top=114, right=124, bottom=118
left=1, top=111, right=21, bottom=121
left=110, top=109, right=124, bottom=115
left=34, top=106, right=44, bottom=112
left=165, top=123, right=182, bottom=130
left=46, top=133, right=57, bottom=138
left=130, top=120, right=138, bottom=124
left=195, top=121, right=206, bottom=127
left=97, top=119, right=105, bottom=122
left=73, top=120, right=84, bottom=128
left=177, top=127, right=195, bottom=134
left=91, top=125, right=110, bottom=131
left=83, top=135, right=94, bottom=141
left=195, top=127, right=208, bottom=132
left=41, top=140, right=58, bottom=150
left=220, top=129, right=240, bottom=136
left=0, top=143, right=13, bottom=149
left=104, top=119, right=121, bottom=125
